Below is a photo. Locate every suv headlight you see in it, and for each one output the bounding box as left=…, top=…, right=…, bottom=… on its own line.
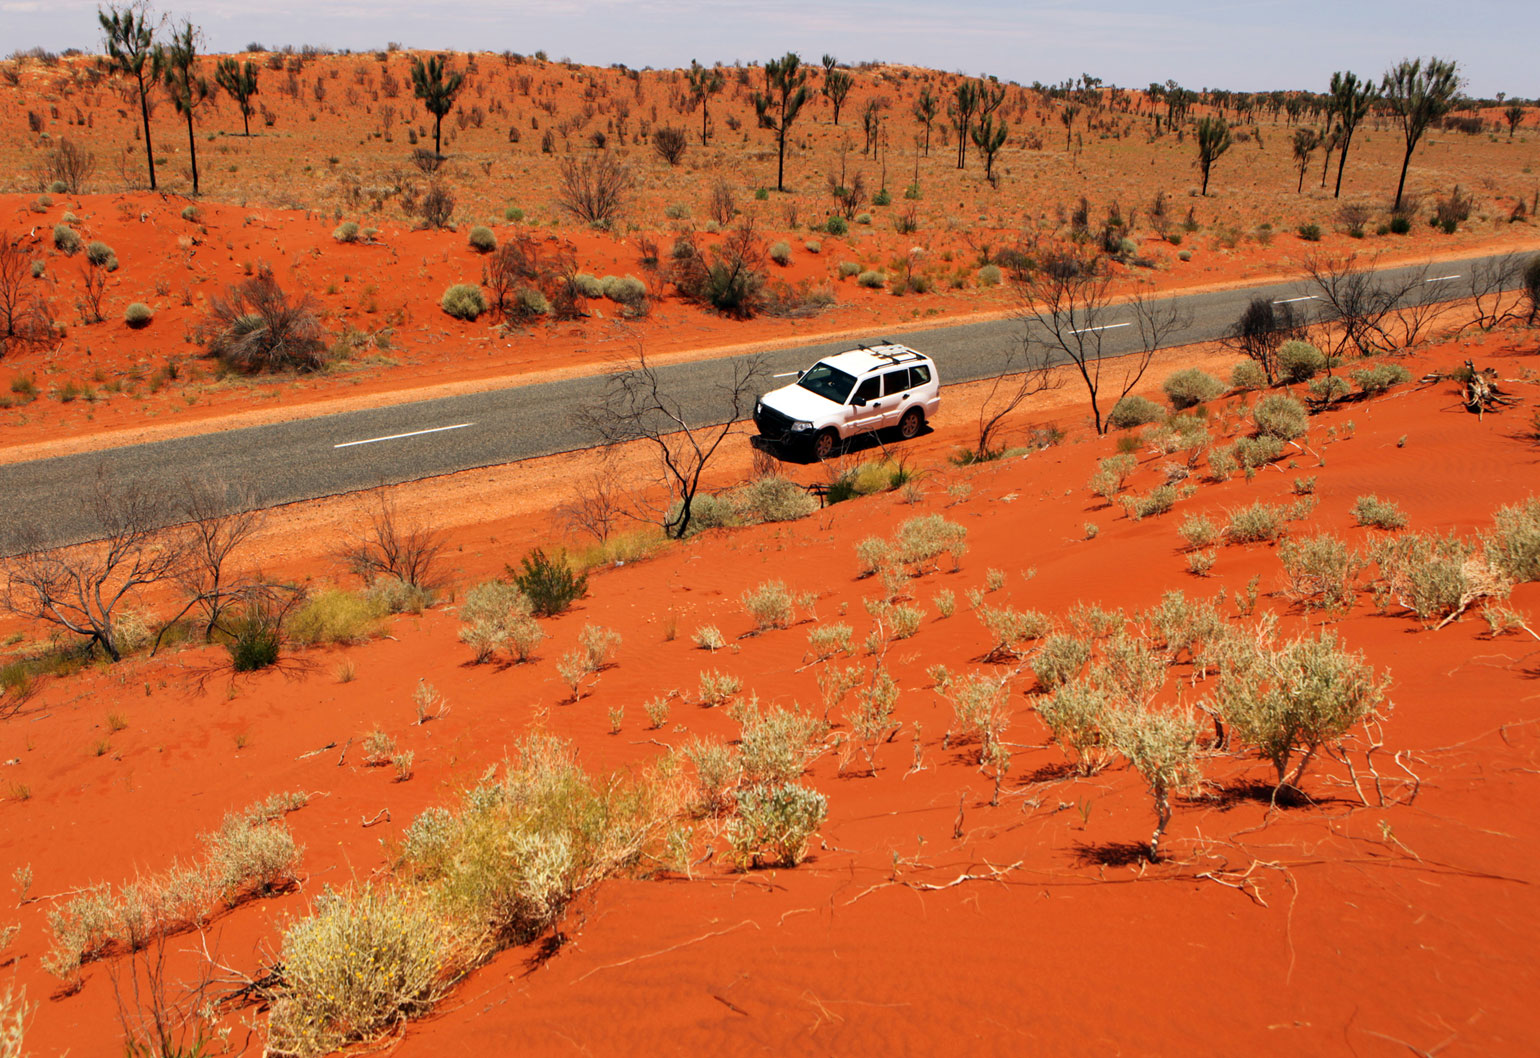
left=789, top=420, right=813, bottom=432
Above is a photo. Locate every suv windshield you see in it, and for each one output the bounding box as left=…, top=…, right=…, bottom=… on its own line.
left=797, top=362, right=856, bottom=403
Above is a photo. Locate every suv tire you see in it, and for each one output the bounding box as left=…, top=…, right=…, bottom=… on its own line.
left=897, top=407, right=924, bottom=440
left=813, top=428, right=840, bottom=461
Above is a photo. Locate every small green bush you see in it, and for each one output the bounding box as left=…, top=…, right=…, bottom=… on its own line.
left=504, top=205, right=524, bottom=222
left=515, top=286, right=550, bottom=317
left=123, top=302, right=153, bottom=328
left=1226, top=502, right=1286, bottom=543
left=1276, top=340, right=1326, bottom=383
left=1177, top=249, right=1193, bottom=262
left=1352, top=494, right=1407, bottom=530
left=856, top=270, right=886, bottom=289
left=855, top=212, right=872, bottom=225
left=768, top=241, right=792, bottom=265
left=440, top=283, right=487, bottom=320
left=1123, top=484, right=1178, bottom=521
left=332, top=221, right=360, bottom=243
left=227, top=612, right=281, bottom=671
left=1031, top=633, right=1091, bottom=691
left=825, top=215, right=849, bottom=236
left=85, top=241, right=116, bottom=268
left=1485, top=497, right=1540, bottom=582
left=837, top=260, right=860, bottom=278
left=1231, top=360, right=1267, bottom=390
left=52, top=224, right=80, bottom=254
left=600, top=274, right=647, bottom=307
left=1308, top=375, right=1351, bottom=405
left=1162, top=368, right=1224, bottom=409
left=977, top=264, right=1002, bottom=286
left=180, top=205, right=200, bottom=222
left=872, top=187, right=892, bottom=206
left=509, top=548, right=587, bottom=616
left=1233, top=434, right=1284, bottom=471
left=1107, top=394, right=1166, bottom=430
left=1351, top=363, right=1412, bottom=395
left=734, top=476, right=818, bottom=523
left=1297, top=222, right=1322, bottom=241
left=804, top=240, right=822, bottom=254
left=288, top=589, right=382, bottom=646
left=1389, top=214, right=1412, bottom=235
left=572, top=272, right=604, bottom=298
left=1253, top=393, right=1309, bottom=441
left=467, top=225, right=496, bottom=253
left=727, top=783, right=827, bottom=868
left=29, top=260, right=44, bottom=278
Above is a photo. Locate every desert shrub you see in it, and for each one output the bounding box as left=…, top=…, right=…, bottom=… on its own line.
left=288, top=589, right=381, bottom=646
left=836, top=261, right=860, bottom=279
left=805, top=622, right=853, bottom=661
left=204, top=268, right=328, bottom=373
left=600, top=274, right=648, bottom=311
left=180, top=205, right=200, bottom=222
left=1307, top=375, right=1351, bottom=406
left=1226, top=502, right=1286, bottom=543
left=466, top=226, right=496, bottom=253
left=267, top=885, right=466, bottom=1056
left=1485, top=497, right=1540, bottom=582
left=123, top=302, right=153, bottom=328
left=85, top=240, right=116, bottom=269
left=440, top=283, right=486, bottom=320
left=1252, top=393, right=1308, bottom=441
left=1276, top=340, right=1326, bottom=382
left=1230, top=360, right=1266, bottom=390
left=824, top=215, right=849, bottom=236
left=509, top=548, right=586, bottom=616
left=457, top=580, right=537, bottom=663
left=1104, top=703, right=1202, bottom=860
left=1233, top=434, right=1284, bottom=471
left=768, top=241, right=791, bottom=266
left=737, top=704, right=826, bottom=786
left=804, top=240, right=821, bottom=253
left=1373, top=532, right=1497, bottom=625
left=1278, top=534, right=1365, bottom=613
left=944, top=672, right=1012, bottom=764
left=1106, top=394, right=1165, bottom=429
left=1036, top=678, right=1113, bottom=773
left=332, top=221, right=360, bottom=243
left=733, top=476, right=817, bottom=523
left=682, top=737, right=741, bottom=814
left=1212, top=628, right=1387, bottom=792
left=1178, top=513, right=1219, bottom=549
left=1163, top=368, right=1225, bottom=409
left=742, top=580, right=795, bottom=632
left=52, top=223, right=80, bottom=254
left=666, top=491, right=737, bottom=534
left=572, top=272, right=604, bottom=298
left=1297, top=222, right=1322, bottom=241
left=975, top=603, right=1051, bottom=659
left=510, top=286, right=550, bottom=318
left=856, top=270, right=885, bottom=289
left=727, top=783, right=827, bottom=868
left=891, top=514, right=968, bottom=571
left=1351, top=363, right=1412, bottom=395
left=978, top=264, right=1002, bottom=286
left=1123, top=484, right=1178, bottom=521
left=1088, top=453, right=1138, bottom=502
left=1031, top=633, right=1091, bottom=691
left=1352, top=494, right=1407, bottom=530
left=227, top=610, right=281, bottom=671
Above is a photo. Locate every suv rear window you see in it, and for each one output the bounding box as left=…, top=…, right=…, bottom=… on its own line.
left=909, top=363, right=931, bottom=386
left=882, top=369, right=911, bottom=395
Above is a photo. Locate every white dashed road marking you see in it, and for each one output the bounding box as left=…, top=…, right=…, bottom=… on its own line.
left=334, top=423, right=475, bottom=449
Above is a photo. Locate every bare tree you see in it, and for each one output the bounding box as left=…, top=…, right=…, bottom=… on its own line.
left=1014, top=249, right=1188, bottom=434
left=341, top=491, right=446, bottom=594
left=576, top=347, right=765, bottom=538
left=556, top=151, right=632, bottom=228
left=1303, top=253, right=1419, bottom=358
left=1459, top=253, right=1526, bottom=332
left=0, top=231, right=50, bottom=361
left=33, top=137, right=96, bottom=192
left=554, top=465, right=628, bottom=544
left=652, top=125, right=687, bottom=166
left=3, top=475, right=187, bottom=661
left=157, top=478, right=266, bottom=645
left=969, top=344, right=1059, bottom=461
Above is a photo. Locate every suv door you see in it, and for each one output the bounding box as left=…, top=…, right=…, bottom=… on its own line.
left=879, top=368, right=912, bottom=429
left=846, top=375, right=884, bottom=433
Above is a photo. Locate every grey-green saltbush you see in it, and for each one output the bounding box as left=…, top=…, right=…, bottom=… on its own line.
left=1107, top=394, right=1166, bottom=430
left=440, top=284, right=487, bottom=320
left=332, top=221, right=360, bottom=243
left=573, top=272, right=605, bottom=298
left=978, top=264, right=1003, bottom=286
left=85, top=241, right=117, bottom=269
left=838, top=261, right=861, bottom=279
left=1253, top=393, right=1308, bottom=441
left=856, top=270, right=886, bottom=289
left=180, top=205, right=200, bottom=222
left=515, top=287, right=550, bottom=317
left=769, top=241, right=792, bottom=265
left=1277, top=340, right=1326, bottom=383
left=804, top=240, right=821, bottom=254
left=1351, top=363, right=1412, bottom=396
left=1163, top=368, right=1224, bottom=409
left=601, top=274, right=647, bottom=307
left=467, top=225, right=496, bottom=253
left=123, top=302, right=153, bottom=328
left=52, top=223, right=80, bottom=254
left=1231, top=360, right=1267, bottom=390
left=855, top=212, right=872, bottom=225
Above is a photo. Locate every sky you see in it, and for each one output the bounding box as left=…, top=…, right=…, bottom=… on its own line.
left=2, top=0, right=1535, bottom=99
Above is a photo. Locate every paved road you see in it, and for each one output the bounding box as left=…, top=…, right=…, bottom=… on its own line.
left=0, top=250, right=1530, bottom=552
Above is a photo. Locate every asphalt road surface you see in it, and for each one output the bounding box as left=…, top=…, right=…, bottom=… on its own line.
left=1, top=250, right=1530, bottom=552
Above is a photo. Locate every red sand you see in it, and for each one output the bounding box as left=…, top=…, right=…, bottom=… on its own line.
left=2, top=325, right=1538, bottom=1056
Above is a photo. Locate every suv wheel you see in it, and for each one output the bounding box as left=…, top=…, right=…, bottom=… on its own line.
left=813, top=428, right=840, bottom=461
left=897, top=407, right=924, bottom=440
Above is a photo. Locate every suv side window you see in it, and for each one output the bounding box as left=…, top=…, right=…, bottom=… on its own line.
left=909, top=363, right=931, bottom=386
left=852, top=377, right=881, bottom=404
left=883, top=369, right=911, bottom=396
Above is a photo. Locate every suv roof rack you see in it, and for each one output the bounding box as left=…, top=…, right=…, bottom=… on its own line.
left=852, top=340, right=925, bottom=366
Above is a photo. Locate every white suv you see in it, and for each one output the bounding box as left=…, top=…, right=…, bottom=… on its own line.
left=753, top=343, right=940, bottom=460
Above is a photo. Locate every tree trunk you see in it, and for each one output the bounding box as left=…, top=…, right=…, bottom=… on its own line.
left=700, top=101, right=708, bottom=145
left=776, top=126, right=786, bottom=192
left=242, top=106, right=250, bottom=137
left=1393, top=146, right=1412, bottom=212
left=433, top=114, right=442, bottom=157
left=185, top=109, right=199, bottom=195
left=137, top=73, right=157, bottom=191
left=1333, top=130, right=1352, bottom=198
